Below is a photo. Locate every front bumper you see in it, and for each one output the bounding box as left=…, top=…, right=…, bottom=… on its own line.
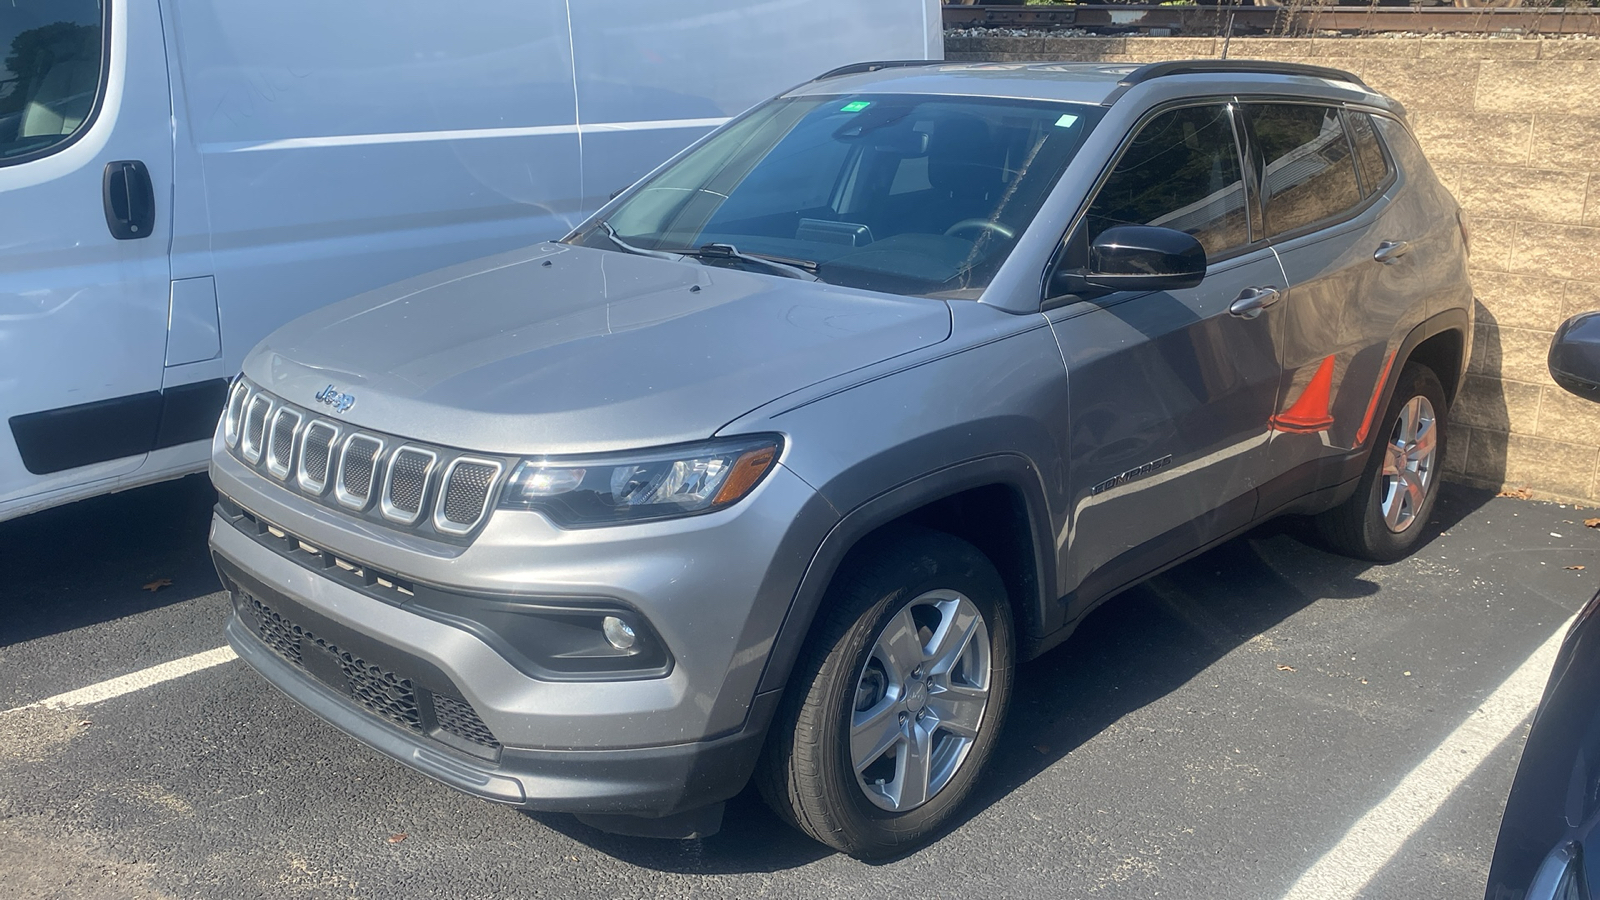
left=223, top=598, right=773, bottom=815
left=213, top=520, right=781, bottom=816
left=208, top=440, right=838, bottom=814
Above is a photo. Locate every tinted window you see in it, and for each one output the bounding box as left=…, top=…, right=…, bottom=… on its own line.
left=0, top=0, right=103, bottom=164
left=580, top=95, right=1102, bottom=298
left=1084, top=104, right=1249, bottom=258
left=1249, top=104, right=1363, bottom=238
left=1347, top=111, right=1393, bottom=198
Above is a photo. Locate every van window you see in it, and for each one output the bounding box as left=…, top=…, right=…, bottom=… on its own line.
left=1084, top=103, right=1251, bottom=258
left=0, top=0, right=104, bottom=164
left=1248, top=104, right=1363, bottom=239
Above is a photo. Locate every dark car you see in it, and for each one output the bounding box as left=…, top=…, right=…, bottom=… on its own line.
left=1486, top=313, right=1600, bottom=900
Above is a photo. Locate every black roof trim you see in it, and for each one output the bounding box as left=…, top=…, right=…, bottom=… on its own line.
left=813, top=60, right=947, bottom=81
left=1119, top=59, right=1368, bottom=90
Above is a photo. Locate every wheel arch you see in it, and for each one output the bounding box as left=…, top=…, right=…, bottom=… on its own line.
left=1406, top=320, right=1467, bottom=406
left=756, top=454, right=1057, bottom=697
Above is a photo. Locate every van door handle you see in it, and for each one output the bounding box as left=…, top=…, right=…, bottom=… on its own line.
left=1229, top=286, right=1281, bottom=319
left=102, top=160, right=154, bottom=240
left=1373, top=240, right=1411, bottom=264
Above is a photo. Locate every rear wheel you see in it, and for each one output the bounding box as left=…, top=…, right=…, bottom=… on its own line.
left=757, top=526, right=1014, bottom=858
left=1315, top=362, right=1447, bottom=561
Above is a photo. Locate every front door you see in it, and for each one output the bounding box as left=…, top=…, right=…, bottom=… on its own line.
left=1046, top=101, right=1287, bottom=611
left=0, top=0, right=175, bottom=506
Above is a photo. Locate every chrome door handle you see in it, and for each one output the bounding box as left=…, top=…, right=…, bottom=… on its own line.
left=1373, top=240, right=1412, bottom=264
left=1229, top=286, right=1281, bottom=319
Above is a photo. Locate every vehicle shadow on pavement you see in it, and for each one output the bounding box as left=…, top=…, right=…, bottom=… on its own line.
left=532, top=484, right=1495, bottom=872
left=0, top=474, right=222, bottom=648
left=942, top=481, right=1498, bottom=848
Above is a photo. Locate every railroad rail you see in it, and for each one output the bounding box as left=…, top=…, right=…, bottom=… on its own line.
left=943, top=3, right=1600, bottom=36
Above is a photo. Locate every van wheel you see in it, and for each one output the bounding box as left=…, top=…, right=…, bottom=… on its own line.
left=757, top=526, right=1014, bottom=859
left=1316, top=362, right=1448, bottom=562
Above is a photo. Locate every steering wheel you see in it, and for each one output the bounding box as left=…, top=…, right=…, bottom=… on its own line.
left=943, top=218, right=1015, bottom=241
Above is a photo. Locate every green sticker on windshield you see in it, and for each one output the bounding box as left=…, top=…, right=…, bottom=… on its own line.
left=840, top=100, right=872, bottom=113
left=1055, top=113, right=1079, bottom=128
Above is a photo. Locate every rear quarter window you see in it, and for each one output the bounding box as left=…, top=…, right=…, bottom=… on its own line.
left=1347, top=111, right=1394, bottom=198
left=1247, top=103, right=1363, bottom=239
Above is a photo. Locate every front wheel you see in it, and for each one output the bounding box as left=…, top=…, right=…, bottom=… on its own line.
left=1315, top=362, right=1448, bottom=561
left=757, top=526, right=1014, bottom=858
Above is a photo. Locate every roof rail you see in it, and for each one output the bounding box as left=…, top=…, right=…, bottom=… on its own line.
left=813, top=60, right=947, bottom=81
left=1118, top=59, right=1368, bottom=90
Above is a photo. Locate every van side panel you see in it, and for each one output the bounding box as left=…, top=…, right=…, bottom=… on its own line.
left=165, top=0, right=585, bottom=377
left=0, top=0, right=176, bottom=510
left=567, top=0, right=944, bottom=207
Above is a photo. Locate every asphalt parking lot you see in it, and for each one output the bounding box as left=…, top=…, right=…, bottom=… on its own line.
left=1, top=474, right=1595, bottom=899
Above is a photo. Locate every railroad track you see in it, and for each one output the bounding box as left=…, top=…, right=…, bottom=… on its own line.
left=943, top=2, right=1600, bottom=35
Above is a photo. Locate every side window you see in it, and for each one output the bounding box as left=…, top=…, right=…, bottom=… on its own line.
left=0, top=0, right=105, bottom=165
left=1347, top=111, right=1393, bottom=199
left=1084, top=103, right=1250, bottom=259
left=1247, top=104, right=1363, bottom=238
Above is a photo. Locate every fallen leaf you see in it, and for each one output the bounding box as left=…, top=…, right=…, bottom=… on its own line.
left=1586, top=518, right=1600, bottom=529
left=1499, top=487, right=1534, bottom=500
left=1567, top=565, right=1587, bottom=571
left=141, top=578, right=172, bottom=592
left=1276, top=664, right=1296, bottom=672
left=1034, top=745, right=1050, bottom=754
left=386, top=833, right=407, bottom=844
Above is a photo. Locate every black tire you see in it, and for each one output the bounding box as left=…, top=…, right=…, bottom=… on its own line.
left=756, top=526, right=1015, bottom=859
left=1315, top=362, right=1448, bottom=561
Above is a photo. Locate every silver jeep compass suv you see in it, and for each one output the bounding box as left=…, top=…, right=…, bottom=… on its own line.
left=210, top=59, right=1473, bottom=857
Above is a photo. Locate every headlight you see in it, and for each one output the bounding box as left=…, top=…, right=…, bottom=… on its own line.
left=500, top=435, right=782, bottom=527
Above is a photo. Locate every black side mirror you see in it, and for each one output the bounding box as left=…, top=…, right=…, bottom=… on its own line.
left=1550, top=311, right=1600, bottom=401
left=1083, top=225, right=1206, bottom=292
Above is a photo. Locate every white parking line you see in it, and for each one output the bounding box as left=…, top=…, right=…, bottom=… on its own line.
left=1281, top=616, right=1574, bottom=900
left=3, top=646, right=238, bottom=714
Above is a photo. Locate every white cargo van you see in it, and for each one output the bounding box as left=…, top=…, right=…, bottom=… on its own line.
left=0, top=0, right=940, bottom=522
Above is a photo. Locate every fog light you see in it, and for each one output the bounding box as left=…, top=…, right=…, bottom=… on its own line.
left=602, top=615, right=637, bottom=651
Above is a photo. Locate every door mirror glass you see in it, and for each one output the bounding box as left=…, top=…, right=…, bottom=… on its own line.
left=1081, top=224, right=1206, bottom=292
left=1550, top=311, right=1600, bottom=401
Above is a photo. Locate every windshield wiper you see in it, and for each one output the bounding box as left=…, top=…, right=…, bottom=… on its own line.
left=686, top=243, right=818, bottom=281
left=595, top=221, right=686, bottom=261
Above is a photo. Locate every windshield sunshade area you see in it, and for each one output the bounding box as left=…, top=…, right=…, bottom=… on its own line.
left=571, top=94, right=1102, bottom=298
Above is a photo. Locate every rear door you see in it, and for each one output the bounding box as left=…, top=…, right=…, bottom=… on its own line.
left=1244, top=102, right=1408, bottom=507
left=1046, top=101, right=1288, bottom=608
left=0, top=0, right=176, bottom=506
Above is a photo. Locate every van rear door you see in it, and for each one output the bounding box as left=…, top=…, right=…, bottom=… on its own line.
left=0, top=0, right=180, bottom=508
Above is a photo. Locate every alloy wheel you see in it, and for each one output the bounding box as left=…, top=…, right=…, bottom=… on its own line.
left=850, top=589, right=991, bottom=812
left=1380, top=395, right=1438, bottom=533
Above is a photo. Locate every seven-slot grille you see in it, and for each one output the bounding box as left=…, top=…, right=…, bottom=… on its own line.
left=223, top=382, right=504, bottom=540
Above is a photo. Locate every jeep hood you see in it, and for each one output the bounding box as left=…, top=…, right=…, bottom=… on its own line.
left=244, top=242, right=951, bottom=455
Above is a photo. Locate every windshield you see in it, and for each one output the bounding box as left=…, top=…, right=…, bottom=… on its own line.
left=570, top=94, right=1102, bottom=298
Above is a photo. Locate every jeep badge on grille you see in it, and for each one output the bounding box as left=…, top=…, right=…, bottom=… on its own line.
left=315, top=384, right=356, bottom=413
